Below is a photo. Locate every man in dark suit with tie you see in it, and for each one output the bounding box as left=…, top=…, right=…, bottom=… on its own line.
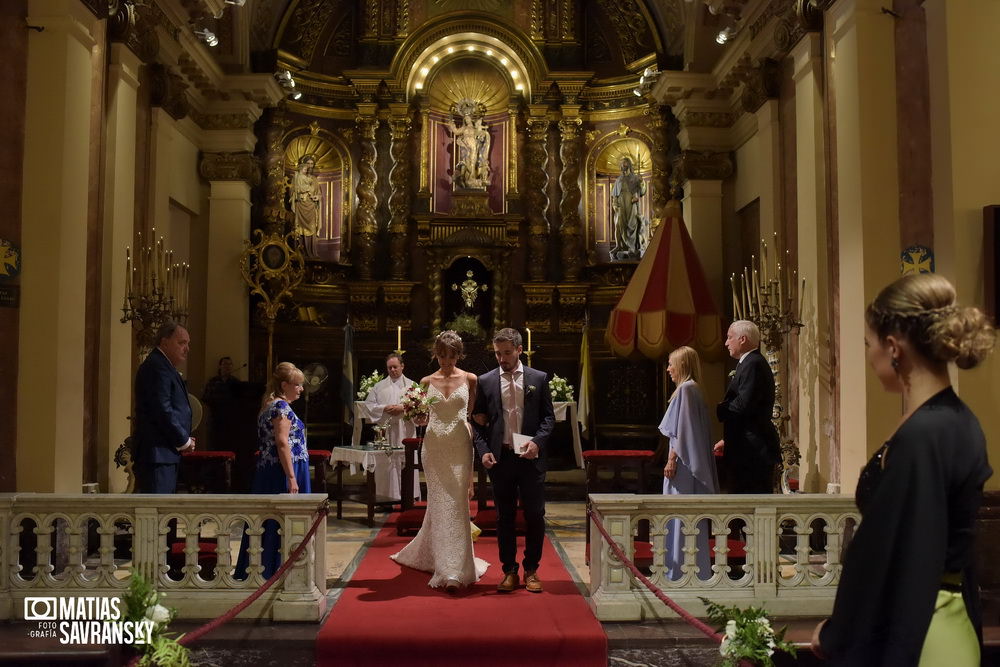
left=134, top=321, right=195, bottom=493
left=472, top=328, right=555, bottom=593
left=714, top=320, right=780, bottom=493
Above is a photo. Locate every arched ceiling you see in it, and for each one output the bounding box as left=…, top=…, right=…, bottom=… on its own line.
left=252, top=0, right=696, bottom=82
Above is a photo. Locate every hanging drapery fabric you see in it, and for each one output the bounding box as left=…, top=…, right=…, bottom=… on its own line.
left=606, top=207, right=723, bottom=362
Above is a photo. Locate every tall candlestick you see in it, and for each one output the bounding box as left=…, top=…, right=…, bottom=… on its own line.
left=397, top=325, right=402, bottom=351
left=125, top=246, right=131, bottom=295
left=742, top=268, right=752, bottom=319
left=730, top=274, right=739, bottom=319
left=526, top=327, right=532, bottom=352
left=777, top=262, right=783, bottom=307
left=761, top=241, right=768, bottom=284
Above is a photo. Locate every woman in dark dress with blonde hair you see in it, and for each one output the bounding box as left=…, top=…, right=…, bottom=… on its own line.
left=812, top=273, right=995, bottom=665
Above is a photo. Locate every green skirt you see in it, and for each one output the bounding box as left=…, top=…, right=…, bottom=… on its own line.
left=919, top=589, right=979, bottom=666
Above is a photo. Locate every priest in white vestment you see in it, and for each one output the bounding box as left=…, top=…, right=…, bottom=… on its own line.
left=363, top=353, right=420, bottom=501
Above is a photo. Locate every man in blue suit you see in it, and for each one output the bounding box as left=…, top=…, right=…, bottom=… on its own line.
left=472, top=328, right=555, bottom=593
left=134, top=321, right=195, bottom=493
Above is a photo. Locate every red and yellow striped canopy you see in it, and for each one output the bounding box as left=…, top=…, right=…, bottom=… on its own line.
left=606, top=212, right=723, bottom=362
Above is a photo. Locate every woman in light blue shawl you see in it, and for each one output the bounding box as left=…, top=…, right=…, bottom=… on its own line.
left=659, top=346, right=720, bottom=580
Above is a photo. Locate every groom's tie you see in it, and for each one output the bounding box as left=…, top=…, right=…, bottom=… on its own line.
left=503, top=370, right=522, bottom=445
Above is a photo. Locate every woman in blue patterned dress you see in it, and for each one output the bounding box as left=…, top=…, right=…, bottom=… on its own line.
left=235, top=362, right=310, bottom=579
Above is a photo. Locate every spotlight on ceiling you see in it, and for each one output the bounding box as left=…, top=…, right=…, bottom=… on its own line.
left=633, top=87, right=643, bottom=97
left=716, top=26, right=733, bottom=44
left=224, top=0, right=246, bottom=5
left=291, top=91, right=302, bottom=100
left=195, top=28, right=218, bottom=47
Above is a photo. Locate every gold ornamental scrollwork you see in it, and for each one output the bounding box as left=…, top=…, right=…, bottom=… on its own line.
left=198, top=152, right=262, bottom=186
left=525, top=115, right=550, bottom=281
left=388, top=111, right=413, bottom=279
left=240, top=229, right=306, bottom=373
left=354, top=112, right=379, bottom=280
left=558, top=117, right=584, bottom=282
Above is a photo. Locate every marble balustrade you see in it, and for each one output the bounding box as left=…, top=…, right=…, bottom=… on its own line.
left=589, top=493, right=860, bottom=621
left=0, top=494, right=328, bottom=622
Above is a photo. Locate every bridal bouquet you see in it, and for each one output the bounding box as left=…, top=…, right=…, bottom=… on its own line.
left=357, top=369, right=385, bottom=400
left=401, top=382, right=439, bottom=422
left=549, top=374, right=575, bottom=402
left=699, top=597, right=796, bottom=667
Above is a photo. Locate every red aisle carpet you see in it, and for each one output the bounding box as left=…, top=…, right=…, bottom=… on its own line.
left=316, top=517, right=607, bottom=667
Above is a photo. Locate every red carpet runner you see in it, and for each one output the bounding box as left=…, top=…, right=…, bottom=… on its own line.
left=316, top=518, right=607, bottom=666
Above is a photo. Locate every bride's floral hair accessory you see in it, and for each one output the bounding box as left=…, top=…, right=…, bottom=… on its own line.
left=433, top=330, right=466, bottom=360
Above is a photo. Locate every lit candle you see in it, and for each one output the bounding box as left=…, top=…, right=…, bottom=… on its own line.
left=742, top=267, right=752, bottom=319
left=777, top=263, right=783, bottom=307
left=397, top=325, right=402, bottom=351
left=526, top=327, right=532, bottom=352
left=799, top=277, right=806, bottom=320
left=730, top=274, right=739, bottom=319
left=761, top=241, right=768, bottom=284
left=125, top=246, right=131, bottom=294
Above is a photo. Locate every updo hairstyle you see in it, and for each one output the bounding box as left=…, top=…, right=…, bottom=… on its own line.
left=433, top=330, right=465, bottom=360
left=262, top=361, right=305, bottom=408
left=865, top=273, right=995, bottom=370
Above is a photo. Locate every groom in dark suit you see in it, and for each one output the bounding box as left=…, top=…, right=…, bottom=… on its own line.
left=715, top=320, right=780, bottom=493
left=472, top=328, right=555, bottom=593
left=134, top=321, right=195, bottom=493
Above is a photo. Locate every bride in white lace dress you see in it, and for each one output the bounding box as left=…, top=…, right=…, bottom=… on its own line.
left=391, top=331, right=489, bottom=593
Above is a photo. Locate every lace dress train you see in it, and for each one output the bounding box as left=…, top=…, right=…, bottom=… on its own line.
left=390, top=382, right=489, bottom=588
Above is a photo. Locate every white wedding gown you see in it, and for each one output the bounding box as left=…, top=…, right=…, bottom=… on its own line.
left=390, top=382, right=489, bottom=588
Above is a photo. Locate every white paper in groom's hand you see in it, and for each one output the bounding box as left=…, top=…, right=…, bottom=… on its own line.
left=512, top=433, right=532, bottom=456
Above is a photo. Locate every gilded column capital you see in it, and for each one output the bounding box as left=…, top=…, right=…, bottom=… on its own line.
left=558, top=116, right=583, bottom=139
left=198, top=152, right=261, bottom=186
left=740, top=59, right=781, bottom=114
left=671, top=150, right=734, bottom=185
left=149, top=63, right=189, bottom=121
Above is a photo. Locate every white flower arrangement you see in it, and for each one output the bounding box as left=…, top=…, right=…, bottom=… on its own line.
left=124, top=572, right=191, bottom=666
left=357, top=369, right=385, bottom=399
left=549, top=374, right=574, bottom=402
left=700, top=597, right=796, bottom=667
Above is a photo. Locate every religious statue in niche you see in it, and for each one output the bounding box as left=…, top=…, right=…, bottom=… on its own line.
left=610, top=156, right=651, bottom=261
left=446, top=99, right=491, bottom=190
left=445, top=268, right=490, bottom=340
left=291, top=154, right=321, bottom=257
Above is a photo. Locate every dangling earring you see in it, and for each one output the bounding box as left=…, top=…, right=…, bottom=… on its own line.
left=891, top=357, right=899, bottom=370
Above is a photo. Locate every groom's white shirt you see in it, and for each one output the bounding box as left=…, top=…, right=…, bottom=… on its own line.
left=500, top=361, right=525, bottom=445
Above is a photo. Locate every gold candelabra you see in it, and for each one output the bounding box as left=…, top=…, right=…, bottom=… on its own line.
left=730, top=233, right=805, bottom=469
left=240, top=229, right=305, bottom=373
left=120, top=229, right=189, bottom=356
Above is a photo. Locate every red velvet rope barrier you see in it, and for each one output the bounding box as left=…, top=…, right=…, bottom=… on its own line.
left=587, top=507, right=723, bottom=642
left=127, top=503, right=329, bottom=666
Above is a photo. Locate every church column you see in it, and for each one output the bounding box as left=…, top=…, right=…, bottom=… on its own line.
left=741, top=61, right=782, bottom=240
left=525, top=107, right=550, bottom=282
left=97, top=42, right=142, bottom=492
left=506, top=103, right=520, bottom=201
left=644, top=103, right=673, bottom=229
left=828, top=0, right=901, bottom=493
left=925, top=0, right=1000, bottom=475
left=673, top=151, right=733, bottom=438
left=354, top=105, right=379, bottom=281
left=791, top=33, right=834, bottom=493
left=558, top=109, right=584, bottom=282
left=17, top=0, right=98, bottom=491
left=387, top=103, right=412, bottom=280
left=199, top=144, right=260, bottom=389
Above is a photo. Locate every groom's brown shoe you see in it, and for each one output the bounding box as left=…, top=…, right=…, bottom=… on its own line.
left=524, top=571, right=543, bottom=593
left=497, top=571, right=519, bottom=593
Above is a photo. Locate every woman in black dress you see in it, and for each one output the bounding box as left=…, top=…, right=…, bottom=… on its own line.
left=812, top=273, right=995, bottom=665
